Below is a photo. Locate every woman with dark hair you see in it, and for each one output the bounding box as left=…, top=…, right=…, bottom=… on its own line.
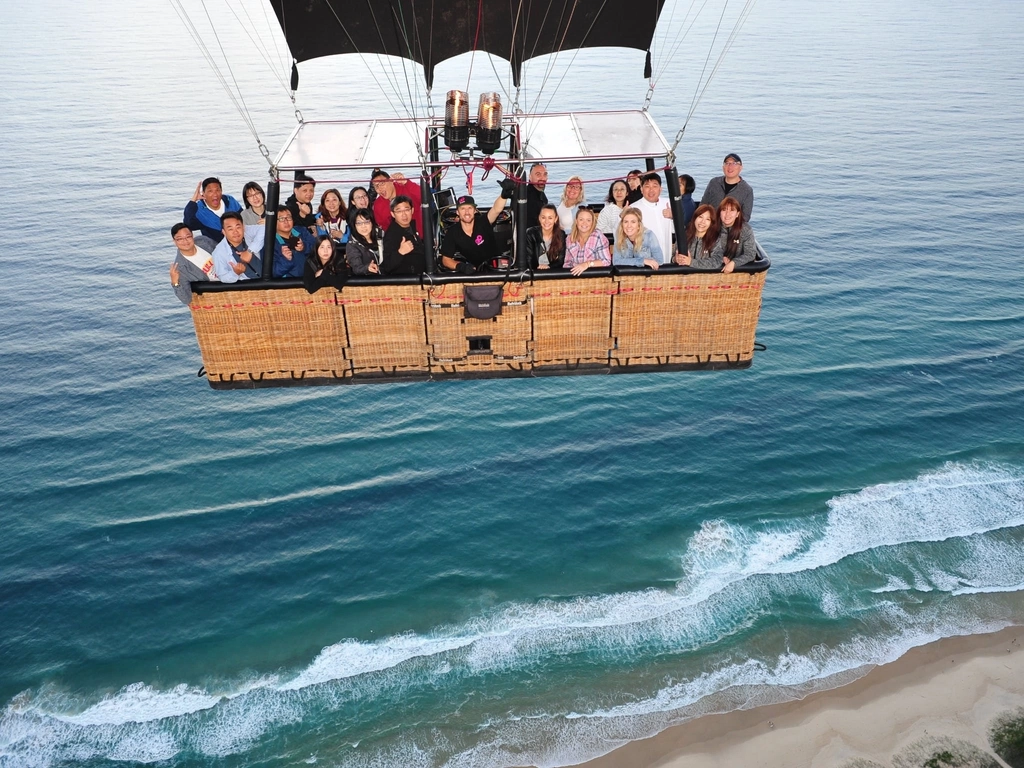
left=597, top=179, right=629, bottom=236
left=564, top=207, right=610, bottom=276
left=345, top=208, right=382, bottom=276
left=679, top=174, right=696, bottom=227
left=316, top=188, right=348, bottom=242
left=625, top=169, right=644, bottom=204
left=347, top=187, right=371, bottom=230
left=303, top=236, right=349, bottom=293
left=673, top=204, right=722, bottom=269
left=717, top=196, right=757, bottom=273
left=240, top=181, right=267, bottom=226
left=525, top=204, right=565, bottom=270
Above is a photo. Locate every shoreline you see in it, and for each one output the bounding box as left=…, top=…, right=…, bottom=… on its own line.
left=575, top=626, right=1024, bottom=768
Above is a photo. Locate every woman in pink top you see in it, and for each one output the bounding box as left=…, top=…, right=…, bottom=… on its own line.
left=563, top=208, right=611, bottom=276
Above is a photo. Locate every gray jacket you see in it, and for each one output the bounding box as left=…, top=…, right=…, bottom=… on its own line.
left=172, top=235, right=219, bottom=305
left=700, top=176, right=754, bottom=221
left=687, top=235, right=725, bottom=270
left=346, top=237, right=380, bottom=276
left=720, top=222, right=757, bottom=268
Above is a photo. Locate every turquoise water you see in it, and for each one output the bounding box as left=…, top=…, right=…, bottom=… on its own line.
left=3, top=0, right=1024, bottom=766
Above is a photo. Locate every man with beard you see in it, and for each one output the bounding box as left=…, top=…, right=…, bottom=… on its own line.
left=439, top=194, right=507, bottom=273
left=499, top=162, right=548, bottom=228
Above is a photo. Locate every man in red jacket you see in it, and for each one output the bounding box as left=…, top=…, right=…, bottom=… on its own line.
left=371, top=169, right=423, bottom=234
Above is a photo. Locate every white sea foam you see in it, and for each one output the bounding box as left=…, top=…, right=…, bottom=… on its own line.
left=4, top=462, right=1024, bottom=768
left=52, top=683, right=223, bottom=726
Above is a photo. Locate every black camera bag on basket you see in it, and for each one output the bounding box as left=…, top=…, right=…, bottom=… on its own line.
left=463, top=284, right=503, bottom=319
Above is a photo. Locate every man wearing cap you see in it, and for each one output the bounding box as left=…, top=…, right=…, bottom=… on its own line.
left=371, top=169, right=423, bottom=234
left=700, top=154, right=754, bottom=220
left=439, top=194, right=507, bottom=273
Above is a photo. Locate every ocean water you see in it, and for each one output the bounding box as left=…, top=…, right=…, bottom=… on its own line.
left=2, top=0, right=1024, bottom=766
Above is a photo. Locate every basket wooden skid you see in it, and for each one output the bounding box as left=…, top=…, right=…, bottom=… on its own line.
left=192, top=270, right=767, bottom=388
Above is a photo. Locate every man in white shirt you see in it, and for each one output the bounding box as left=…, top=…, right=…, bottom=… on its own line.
left=169, top=223, right=219, bottom=305
left=212, top=212, right=266, bottom=283
left=632, top=172, right=674, bottom=263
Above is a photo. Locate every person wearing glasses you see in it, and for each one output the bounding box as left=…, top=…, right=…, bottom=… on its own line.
left=556, top=175, right=585, bottom=233
left=272, top=206, right=316, bottom=278
left=169, top=223, right=219, bottom=305
left=347, top=187, right=371, bottom=230
left=371, top=169, right=423, bottom=234
left=381, top=196, right=426, bottom=275
left=700, top=153, right=753, bottom=220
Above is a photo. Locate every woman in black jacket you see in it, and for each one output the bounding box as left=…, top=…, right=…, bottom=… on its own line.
left=303, top=236, right=349, bottom=293
left=345, top=209, right=382, bottom=276
left=524, top=204, right=565, bottom=270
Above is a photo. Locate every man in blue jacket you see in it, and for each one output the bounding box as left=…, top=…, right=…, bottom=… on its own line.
left=272, top=206, right=315, bottom=278
left=183, top=177, right=242, bottom=242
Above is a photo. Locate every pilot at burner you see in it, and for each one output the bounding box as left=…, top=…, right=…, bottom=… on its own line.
left=439, top=194, right=507, bottom=274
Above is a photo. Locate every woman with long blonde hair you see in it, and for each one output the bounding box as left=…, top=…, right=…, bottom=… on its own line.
left=556, top=176, right=585, bottom=233
left=612, top=207, right=662, bottom=269
left=563, top=207, right=610, bottom=276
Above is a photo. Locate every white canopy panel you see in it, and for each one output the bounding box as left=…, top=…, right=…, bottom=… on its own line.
left=273, top=110, right=671, bottom=171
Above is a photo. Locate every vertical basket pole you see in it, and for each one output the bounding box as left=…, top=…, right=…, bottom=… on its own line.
left=261, top=178, right=280, bottom=280
left=420, top=173, right=435, bottom=273
left=664, top=166, right=688, bottom=258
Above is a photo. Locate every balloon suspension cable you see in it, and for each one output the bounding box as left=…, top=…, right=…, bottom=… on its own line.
left=667, top=126, right=686, bottom=167
left=170, top=0, right=272, bottom=168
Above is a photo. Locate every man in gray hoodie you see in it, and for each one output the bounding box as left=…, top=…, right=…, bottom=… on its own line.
left=700, top=153, right=754, bottom=221
left=169, top=222, right=219, bottom=305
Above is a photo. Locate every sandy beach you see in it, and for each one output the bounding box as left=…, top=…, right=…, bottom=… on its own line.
left=577, top=627, right=1024, bottom=768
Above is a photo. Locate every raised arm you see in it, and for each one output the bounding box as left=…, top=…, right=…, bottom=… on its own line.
left=485, top=193, right=507, bottom=225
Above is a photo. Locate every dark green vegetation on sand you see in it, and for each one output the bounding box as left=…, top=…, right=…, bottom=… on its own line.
left=990, top=709, right=1024, bottom=768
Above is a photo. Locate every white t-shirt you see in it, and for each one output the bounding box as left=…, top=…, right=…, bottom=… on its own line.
left=597, top=202, right=626, bottom=235
left=634, top=197, right=674, bottom=263
left=183, top=246, right=219, bottom=281
left=556, top=203, right=579, bottom=234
